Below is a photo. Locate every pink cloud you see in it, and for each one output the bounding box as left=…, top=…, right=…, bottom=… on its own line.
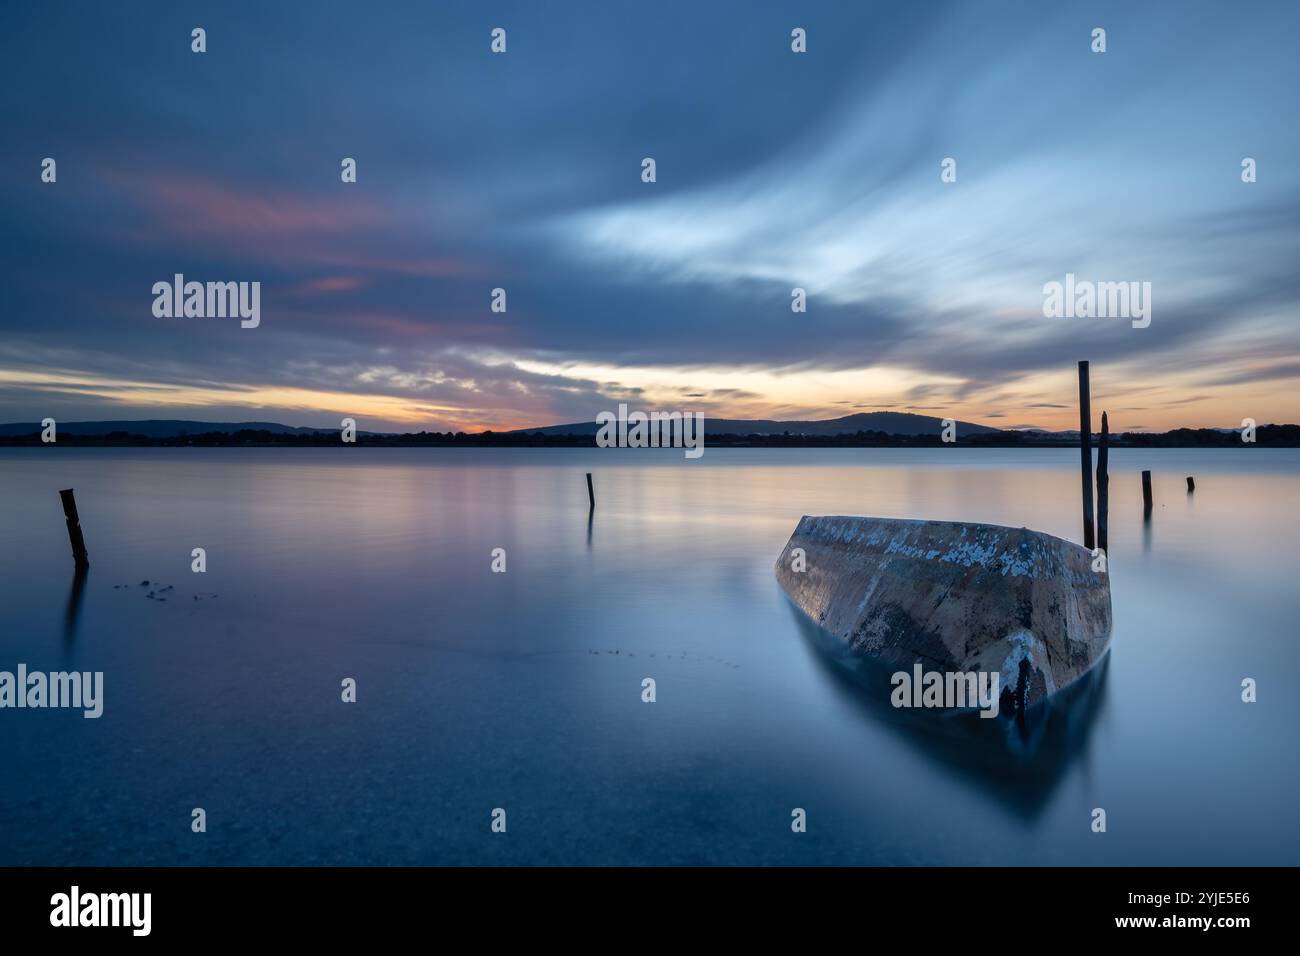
left=111, top=170, right=384, bottom=237
left=290, top=275, right=370, bottom=297
left=270, top=306, right=509, bottom=342
left=308, top=252, right=480, bottom=279
left=95, top=164, right=487, bottom=280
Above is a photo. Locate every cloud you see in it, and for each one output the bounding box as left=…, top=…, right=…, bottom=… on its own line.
left=1202, top=363, right=1300, bottom=387
left=0, top=0, right=1297, bottom=431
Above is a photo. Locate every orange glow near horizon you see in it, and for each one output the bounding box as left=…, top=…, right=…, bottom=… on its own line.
left=1, top=359, right=1296, bottom=434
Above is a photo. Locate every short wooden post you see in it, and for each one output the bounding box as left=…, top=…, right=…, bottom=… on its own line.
left=1078, top=361, right=1095, bottom=550
left=1096, top=412, right=1109, bottom=555
left=1186, top=476, right=1195, bottom=493
left=58, top=488, right=90, bottom=567
left=586, top=472, right=595, bottom=511
left=1141, top=470, right=1153, bottom=515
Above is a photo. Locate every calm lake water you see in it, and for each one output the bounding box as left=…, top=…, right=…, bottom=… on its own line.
left=0, top=447, right=1296, bottom=865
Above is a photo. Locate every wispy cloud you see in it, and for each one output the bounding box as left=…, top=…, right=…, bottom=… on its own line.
left=0, top=0, right=1296, bottom=431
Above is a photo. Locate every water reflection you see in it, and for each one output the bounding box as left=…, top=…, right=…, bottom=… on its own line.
left=62, top=564, right=88, bottom=651
left=1, top=446, right=1295, bottom=865
left=786, top=602, right=1110, bottom=818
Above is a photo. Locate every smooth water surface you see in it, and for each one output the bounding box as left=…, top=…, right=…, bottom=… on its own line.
left=1, top=447, right=1296, bottom=865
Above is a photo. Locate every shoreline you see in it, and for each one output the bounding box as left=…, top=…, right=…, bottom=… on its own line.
left=2, top=427, right=1297, bottom=449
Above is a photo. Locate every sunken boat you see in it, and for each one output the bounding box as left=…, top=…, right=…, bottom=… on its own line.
left=775, top=516, right=1112, bottom=714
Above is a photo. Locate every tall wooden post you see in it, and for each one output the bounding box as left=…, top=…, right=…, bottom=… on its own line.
left=58, top=488, right=90, bottom=568
left=586, top=472, right=595, bottom=511
left=1078, top=361, right=1095, bottom=550
left=1096, top=412, right=1109, bottom=555
left=1142, top=470, right=1153, bottom=516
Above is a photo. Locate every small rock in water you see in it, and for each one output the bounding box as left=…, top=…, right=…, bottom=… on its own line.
left=139, top=580, right=149, bottom=586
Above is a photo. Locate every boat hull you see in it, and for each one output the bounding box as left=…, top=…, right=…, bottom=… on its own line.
left=775, top=516, right=1112, bottom=712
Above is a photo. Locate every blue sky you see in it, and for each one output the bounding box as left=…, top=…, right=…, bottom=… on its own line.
left=1, top=0, right=1296, bottom=431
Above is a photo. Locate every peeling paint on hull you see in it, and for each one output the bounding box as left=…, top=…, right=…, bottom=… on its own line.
left=775, top=516, right=1113, bottom=713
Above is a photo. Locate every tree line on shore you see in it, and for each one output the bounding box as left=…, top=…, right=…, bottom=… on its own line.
left=3, top=424, right=1297, bottom=447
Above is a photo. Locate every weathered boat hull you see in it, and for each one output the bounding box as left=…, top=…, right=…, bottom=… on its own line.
left=775, top=516, right=1112, bottom=712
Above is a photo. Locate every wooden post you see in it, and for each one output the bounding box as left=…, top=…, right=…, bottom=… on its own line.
left=586, top=472, right=595, bottom=511
left=58, top=488, right=90, bottom=567
left=1078, top=361, right=1095, bottom=550
left=1096, top=412, right=1109, bottom=555
left=1141, top=470, right=1153, bottom=515
left=1186, top=476, right=1195, bottom=492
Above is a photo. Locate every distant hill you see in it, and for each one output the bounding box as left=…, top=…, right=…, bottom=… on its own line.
left=2, top=417, right=1295, bottom=447
left=0, top=412, right=1003, bottom=440
left=510, top=411, right=1002, bottom=438
left=0, top=420, right=339, bottom=438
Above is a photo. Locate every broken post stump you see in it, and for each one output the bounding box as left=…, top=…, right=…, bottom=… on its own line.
left=58, top=488, right=90, bottom=568
left=1078, top=361, right=1095, bottom=550
left=1186, top=476, right=1195, bottom=492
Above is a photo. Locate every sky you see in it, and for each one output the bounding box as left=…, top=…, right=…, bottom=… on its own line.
left=0, top=0, right=1296, bottom=433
